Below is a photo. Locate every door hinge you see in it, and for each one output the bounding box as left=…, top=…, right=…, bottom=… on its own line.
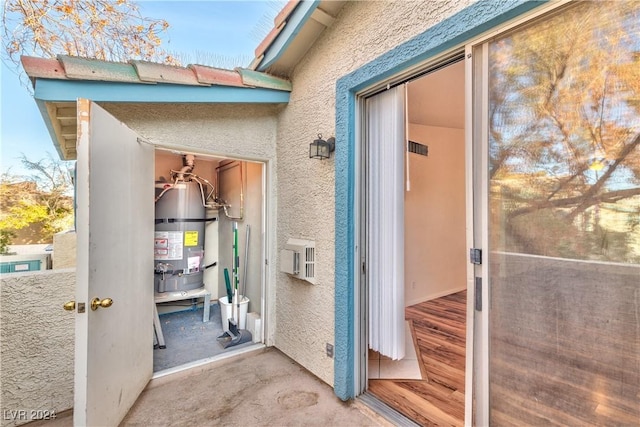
left=470, top=248, right=482, bottom=265
left=361, top=261, right=366, bottom=275
left=475, top=277, right=482, bottom=311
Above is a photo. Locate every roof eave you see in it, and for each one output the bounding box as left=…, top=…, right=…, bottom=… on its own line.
left=33, top=78, right=291, bottom=103
left=31, top=77, right=290, bottom=160
left=252, top=1, right=345, bottom=76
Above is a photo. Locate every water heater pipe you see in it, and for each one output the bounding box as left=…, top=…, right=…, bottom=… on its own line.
left=176, top=154, right=195, bottom=180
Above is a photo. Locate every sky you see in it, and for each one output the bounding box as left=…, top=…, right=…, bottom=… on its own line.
left=0, top=0, right=282, bottom=176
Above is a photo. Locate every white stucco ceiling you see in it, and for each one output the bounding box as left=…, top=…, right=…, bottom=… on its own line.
left=407, top=60, right=465, bottom=129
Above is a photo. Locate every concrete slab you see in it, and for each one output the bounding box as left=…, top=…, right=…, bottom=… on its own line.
left=33, top=347, right=389, bottom=426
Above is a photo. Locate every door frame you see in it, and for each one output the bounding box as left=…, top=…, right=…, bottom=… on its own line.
left=354, top=51, right=472, bottom=421
left=146, top=142, right=274, bottom=355
left=333, top=0, right=571, bottom=422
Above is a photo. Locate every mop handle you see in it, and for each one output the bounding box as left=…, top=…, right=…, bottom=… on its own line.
left=232, top=221, right=239, bottom=321
left=242, top=224, right=250, bottom=300
left=234, top=222, right=239, bottom=292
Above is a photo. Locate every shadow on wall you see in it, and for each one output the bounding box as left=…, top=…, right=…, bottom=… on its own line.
left=0, top=269, right=75, bottom=427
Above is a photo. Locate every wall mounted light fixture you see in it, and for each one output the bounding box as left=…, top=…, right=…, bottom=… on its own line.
left=309, top=134, right=335, bottom=160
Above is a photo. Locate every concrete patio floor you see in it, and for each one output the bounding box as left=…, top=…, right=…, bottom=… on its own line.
left=34, top=347, right=389, bottom=426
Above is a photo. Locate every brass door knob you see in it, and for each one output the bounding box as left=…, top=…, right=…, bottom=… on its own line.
left=63, top=301, right=76, bottom=311
left=90, top=297, right=114, bottom=311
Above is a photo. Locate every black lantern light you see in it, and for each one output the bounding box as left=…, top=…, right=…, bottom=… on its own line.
left=309, top=134, right=335, bottom=160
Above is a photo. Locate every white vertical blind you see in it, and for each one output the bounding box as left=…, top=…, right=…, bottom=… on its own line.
left=366, top=85, right=405, bottom=360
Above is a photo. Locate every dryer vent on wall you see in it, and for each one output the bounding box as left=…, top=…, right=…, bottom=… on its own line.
left=280, top=238, right=315, bottom=284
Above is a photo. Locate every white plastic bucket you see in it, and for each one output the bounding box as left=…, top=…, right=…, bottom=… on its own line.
left=219, top=295, right=249, bottom=332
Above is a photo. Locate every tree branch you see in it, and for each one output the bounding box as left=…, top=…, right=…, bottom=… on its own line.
left=508, top=186, right=640, bottom=219
left=566, top=131, right=640, bottom=219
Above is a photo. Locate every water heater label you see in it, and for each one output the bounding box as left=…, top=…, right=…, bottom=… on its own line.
left=154, top=231, right=183, bottom=260
left=184, top=231, right=199, bottom=246
left=187, top=256, right=200, bottom=273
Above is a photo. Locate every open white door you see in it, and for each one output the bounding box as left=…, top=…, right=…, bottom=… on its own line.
left=73, top=99, right=154, bottom=426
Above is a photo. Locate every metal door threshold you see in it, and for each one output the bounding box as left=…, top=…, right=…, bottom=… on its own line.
left=358, top=391, right=421, bottom=427
left=151, top=343, right=265, bottom=380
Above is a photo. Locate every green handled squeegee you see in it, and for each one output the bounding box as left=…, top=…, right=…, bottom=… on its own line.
left=224, top=268, right=233, bottom=303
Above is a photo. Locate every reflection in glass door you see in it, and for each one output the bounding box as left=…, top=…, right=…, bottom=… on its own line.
left=486, top=2, right=640, bottom=425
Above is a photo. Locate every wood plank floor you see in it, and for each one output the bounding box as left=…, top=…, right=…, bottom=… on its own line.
left=368, top=291, right=466, bottom=426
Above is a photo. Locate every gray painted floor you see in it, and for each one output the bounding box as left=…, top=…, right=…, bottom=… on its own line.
left=154, top=304, right=252, bottom=372
left=36, top=348, right=389, bottom=427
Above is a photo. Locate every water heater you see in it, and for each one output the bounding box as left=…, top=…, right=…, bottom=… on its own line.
left=154, top=181, right=205, bottom=293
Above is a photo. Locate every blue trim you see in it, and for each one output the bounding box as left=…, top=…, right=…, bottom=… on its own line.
left=334, top=78, right=356, bottom=400
left=34, top=79, right=291, bottom=104
left=333, top=0, right=546, bottom=400
left=256, top=0, right=321, bottom=71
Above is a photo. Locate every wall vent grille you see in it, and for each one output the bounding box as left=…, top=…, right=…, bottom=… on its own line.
left=408, top=140, right=428, bottom=156
left=305, top=247, right=315, bottom=279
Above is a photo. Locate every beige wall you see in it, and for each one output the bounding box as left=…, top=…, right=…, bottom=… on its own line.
left=53, top=231, right=76, bottom=269
left=405, top=124, right=467, bottom=306
left=154, top=150, right=218, bottom=184
left=217, top=161, right=263, bottom=315
left=1, top=270, right=75, bottom=427
left=275, top=1, right=473, bottom=384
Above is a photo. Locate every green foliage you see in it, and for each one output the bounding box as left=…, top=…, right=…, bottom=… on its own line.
left=0, top=153, right=74, bottom=244
left=0, top=230, right=16, bottom=255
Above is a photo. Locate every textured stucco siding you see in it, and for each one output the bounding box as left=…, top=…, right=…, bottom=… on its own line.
left=1, top=270, right=75, bottom=427
left=275, top=0, right=474, bottom=385
left=102, top=103, right=283, bottom=161
left=53, top=231, right=76, bottom=269
left=100, top=103, right=280, bottom=345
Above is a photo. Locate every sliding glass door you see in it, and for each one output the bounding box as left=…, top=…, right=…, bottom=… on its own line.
left=481, top=2, right=640, bottom=424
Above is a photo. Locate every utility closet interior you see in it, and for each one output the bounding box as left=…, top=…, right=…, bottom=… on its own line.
left=152, top=150, right=264, bottom=371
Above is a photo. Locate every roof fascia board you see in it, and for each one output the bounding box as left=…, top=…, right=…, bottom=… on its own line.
left=33, top=79, right=290, bottom=104
left=237, top=68, right=293, bottom=91
left=257, top=0, right=321, bottom=72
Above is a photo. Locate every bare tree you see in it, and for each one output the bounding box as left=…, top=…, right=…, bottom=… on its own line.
left=2, top=0, right=178, bottom=78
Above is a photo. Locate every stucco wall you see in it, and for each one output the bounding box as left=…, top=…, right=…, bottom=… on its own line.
left=53, top=231, right=76, bottom=269
left=1, top=270, right=75, bottom=427
left=275, top=1, right=474, bottom=385
left=102, top=103, right=283, bottom=161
